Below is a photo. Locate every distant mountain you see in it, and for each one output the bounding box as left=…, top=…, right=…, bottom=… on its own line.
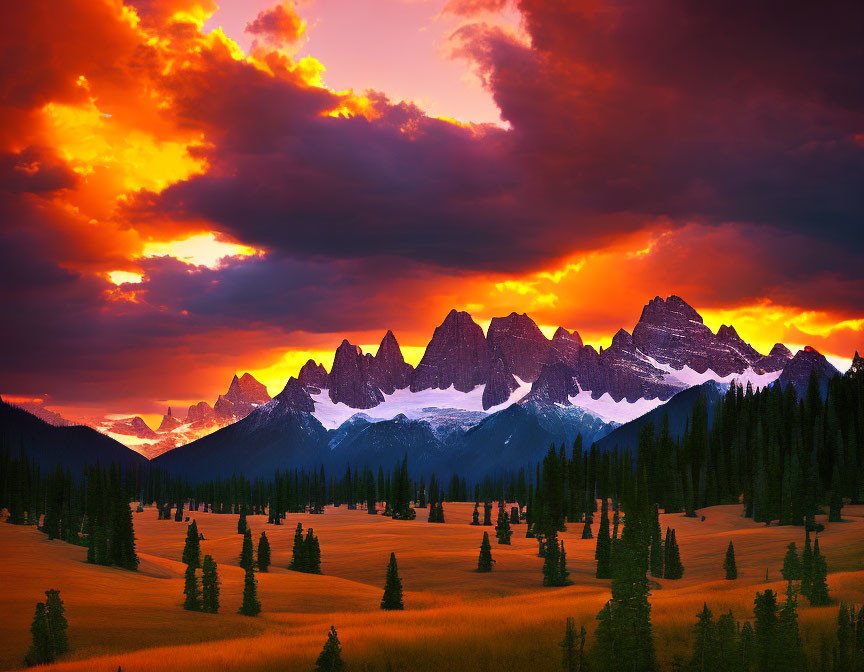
left=10, top=402, right=73, bottom=427
left=0, top=398, right=147, bottom=473
left=778, top=346, right=840, bottom=398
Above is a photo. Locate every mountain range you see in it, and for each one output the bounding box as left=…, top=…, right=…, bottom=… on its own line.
left=145, top=295, right=845, bottom=480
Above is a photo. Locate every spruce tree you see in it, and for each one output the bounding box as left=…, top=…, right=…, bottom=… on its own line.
left=201, top=554, right=220, bottom=613
left=380, top=552, right=404, bottom=610
left=716, top=610, right=738, bottom=672
left=483, top=501, right=493, bottom=526
left=581, top=519, right=593, bottom=539
left=495, top=507, right=513, bottom=544
left=44, top=589, right=68, bottom=658
left=240, top=528, right=254, bottom=572
left=664, top=528, right=684, bottom=579
left=543, top=530, right=562, bottom=586
left=257, top=531, right=271, bottom=572
left=596, top=500, right=612, bottom=579
left=560, top=617, right=585, bottom=672
left=289, top=522, right=306, bottom=571
left=828, top=464, right=843, bottom=522
left=781, top=542, right=801, bottom=582
left=239, top=566, right=261, bottom=616
left=305, top=528, right=322, bottom=574
left=808, top=537, right=830, bottom=605
left=182, top=520, right=201, bottom=568
left=724, top=540, right=738, bottom=580
left=238, top=512, right=247, bottom=535
left=510, top=506, right=520, bottom=525
left=558, top=540, right=570, bottom=586
left=690, top=603, right=720, bottom=672
left=738, top=621, right=755, bottom=672
left=315, top=625, right=344, bottom=672
left=183, top=563, right=201, bottom=611
left=477, top=532, right=494, bottom=572
left=753, top=589, right=779, bottom=672
left=470, top=502, right=480, bottom=525
left=778, top=588, right=803, bottom=671
left=800, top=530, right=814, bottom=597
left=836, top=604, right=853, bottom=672
left=25, top=602, right=51, bottom=666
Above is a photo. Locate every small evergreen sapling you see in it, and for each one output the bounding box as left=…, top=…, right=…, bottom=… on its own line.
left=495, top=508, right=513, bottom=544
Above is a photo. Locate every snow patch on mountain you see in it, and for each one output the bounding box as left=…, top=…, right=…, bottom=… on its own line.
left=565, top=391, right=666, bottom=424
left=311, top=377, right=532, bottom=429
left=639, top=353, right=782, bottom=390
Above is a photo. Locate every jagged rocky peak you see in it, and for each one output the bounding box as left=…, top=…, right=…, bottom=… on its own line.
left=370, top=330, right=414, bottom=394
left=109, top=416, right=159, bottom=439
left=631, top=295, right=764, bottom=377
left=486, top=312, right=550, bottom=382
left=482, top=357, right=520, bottom=409
left=525, top=362, right=580, bottom=405
left=298, top=359, right=329, bottom=392
left=609, top=328, right=634, bottom=351
left=778, top=345, right=840, bottom=397
left=411, top=309, right=491, bottom=393
left=553, top=326, right=583, bottom=347
left=185, top=400, right=214, bottom=424
left=548, top=326, right=584, bottom=367
left=752, top=342, right=794, bottom=373
left=273, top=377, right=315, bottom=413
left=847, top=350, right=864, bottom=377
left=225, top=372, right=270, bottom=405
left=328, top=339, right=385, bottom=409
left=157, top=406, right=182, bottom=433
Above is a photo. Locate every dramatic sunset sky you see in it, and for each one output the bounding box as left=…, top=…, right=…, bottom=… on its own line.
left=2, top=0, right=862, bottom=424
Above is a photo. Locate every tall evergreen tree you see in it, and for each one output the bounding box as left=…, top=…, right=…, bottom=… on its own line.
left=239, top=565, right=261, bottom=616
left=753, top=590, right=779, bottom=672
left=257, top=531, right=271, bottom=572
left=477, top=532, right=494, bottom=572
left=201, top=554, right=220, bottom=614
left=724, top=540, right=738, bottom=580
left=239, top=528, right=254, bottom=572
left=25, top=602, right=51, bottom=666
left=237, top=512, right=247, bottom=535
left=289, top=522, right=306, bottom=571
left=690, top=603, right=720, bottom=672
left=183, top=563, right=201, bottom=611
left=304, top=528, right=322, bottom=574
left=44, top=589, right=68, bottom=659
left=835, top=604, right=854, bottom=672
left=800, top=530, right=814, bottom=597
left=495, top=507, right=513, bottom=544
left=182, top=520, right=201, bottom=568
left=781, top=542, right=801, bottom=582
left=596, top=500, right=612, bottom=579
left=664, top=528, right=684, bottom=579
left=778, top=588, right=803, bottom=672
left=808, top=537, right=830, bottom=605
left=559, top=617, right=586, bottom=672
left=380, top=552, right=404, bottom=610
left=315, top=625, right=344, bottom=672
left=470, top=502, right=480, bottom=525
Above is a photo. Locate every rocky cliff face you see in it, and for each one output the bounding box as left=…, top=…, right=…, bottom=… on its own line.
left=847, top=351, right=864, bottom=378
left=486, top=312, right=550, bottom=382
left=298, top=359, right=329, bottom=392
left=328, top=340, right=385, bottom=409
left=215, top=373, right=271, bottom=420
left=185, top=400, right=215, bottom=425
left=548, top=327, right=583, bottom=366
left=411, top=309, right=491, bottom=393
left=631, top=295, right=762, bottom=376
left=752, top=343, right=794, bottom=374
left=369, top=330, right=414, bottom=394
left=157, top=407, right=181, bottom=433
left=482, top=357, right=520, bottom=409
left=778, top=346, right=840, bottom=397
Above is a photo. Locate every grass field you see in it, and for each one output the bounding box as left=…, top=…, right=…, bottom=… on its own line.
left=1, top=502, right=863, bottom=671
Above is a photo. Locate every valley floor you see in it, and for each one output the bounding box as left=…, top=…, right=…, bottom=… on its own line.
left=1, top=503, right=863, bottom=671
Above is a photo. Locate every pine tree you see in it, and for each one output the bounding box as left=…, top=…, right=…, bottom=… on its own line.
left=800, top=530, right=814, bottom=597
left=483, top=501, right=493, bottom=526
left=25, top=602, right=52, bottom=666
left=289, top=522, right=306, bottom=571
left=558, top=541, right=570, bottom=586
left=836, top=604, right=854, bottom=672
left=543, top=530, right=562, bottom=586
left=44, top=589, right=68, bottom=658
left=781, top=542, right=801, bottom=582
left=257, top=531, right=271, bottom=572
left=239, top=566, right=261, bottom=616
left=724, top=540, right=738, bottom=580
left=183, top=563, right=201, bottom=611
left=828, top=464, right=843, bottom=523
left=808, top=537, right=830, bottom=605
left=237, top=512, right=247, bottom=535
left=648, top=504, right=663, bottom=579
left=738, top=621, right=755, bottom=672
left=305, top=528, right=322, bottom=574
left=470, top=502, right=480, bottom=525
left=380, top=552, right=404, bottom=610
left=477, top=531, right=494, bottom=572
left=510, top=506, right=520, bottom=525
left=560, top=617, right=585, bottom=672
left=581, top=519, right=593, bottom=539
left=778, top=587, right=803, bottom=671
left=109, top=483, right=139, bottom=571
left=690, top=603, right=720, bottom=672
left=664, top=528, right=684, bottom=579
left=716, top=610, right=738, bottom=672
left=315, top=625, right=344, bottom=672
left=596, top=500, right=612, bottom=579
left=201, top=554, right=220, bottom=613
left=495, top=507, right=513, bottom=544
left=182, top=520, right=201, bottom=568
left=753, top=589, right=779, bottom=672
left=240, top=528, right=254, bottom=572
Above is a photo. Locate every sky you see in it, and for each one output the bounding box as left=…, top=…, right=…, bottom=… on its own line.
left=1, top=0, right=863, bottom=425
